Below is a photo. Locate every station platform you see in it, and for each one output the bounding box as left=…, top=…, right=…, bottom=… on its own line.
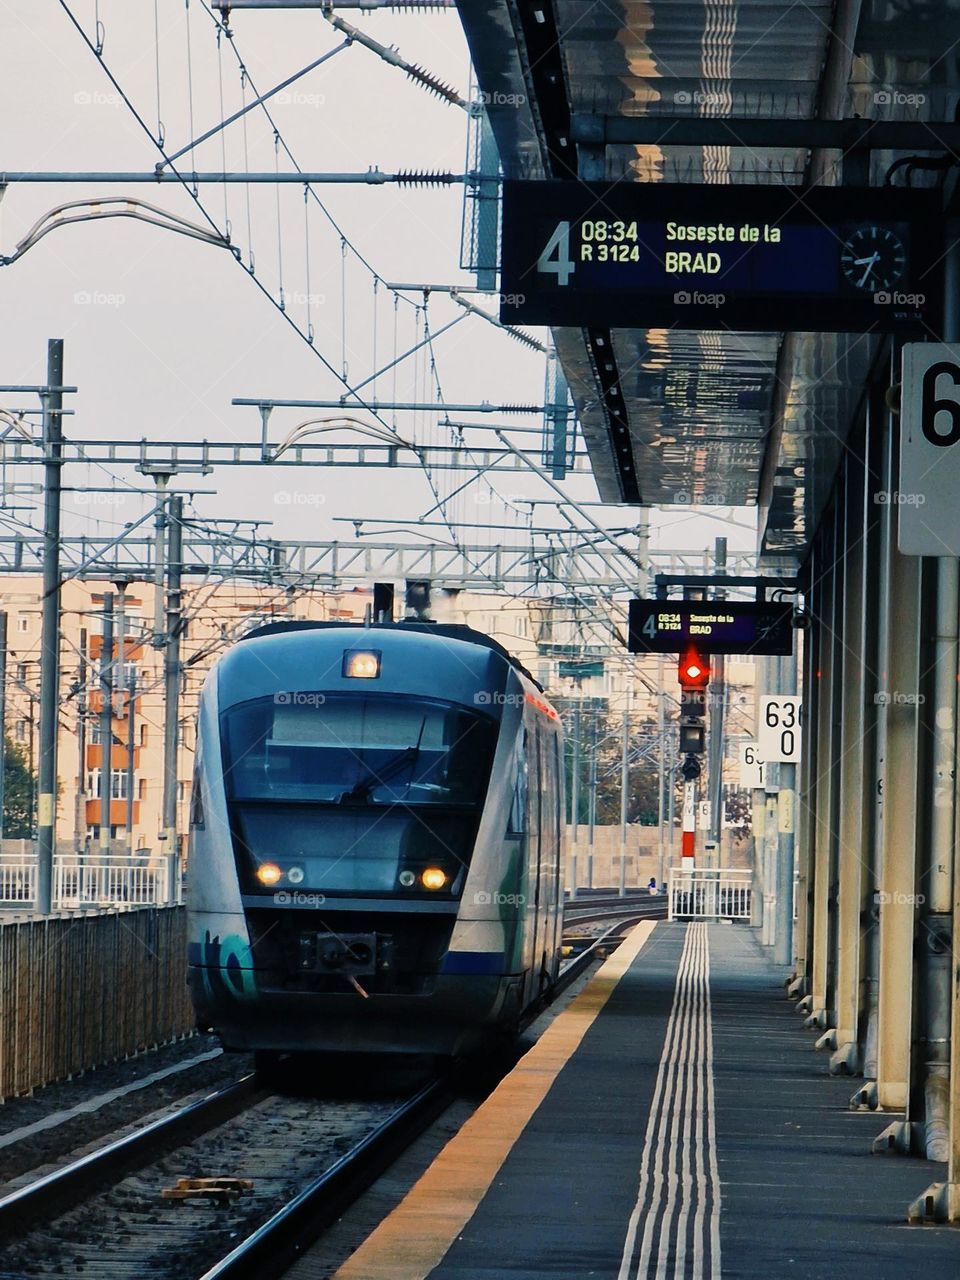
left=333, top=921, right=960, bottom=1279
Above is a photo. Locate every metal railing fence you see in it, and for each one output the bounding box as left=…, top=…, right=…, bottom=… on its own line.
left=667, top=866, right=752, bottom=921
left=0, top=905, right=193, bottom=1100
left=0, top=853, right=174, bottom=911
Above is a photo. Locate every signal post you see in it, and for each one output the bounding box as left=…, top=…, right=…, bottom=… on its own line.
left=678, top=648, right=709, bottom=869
left=627, top=583, right=799, bottom=909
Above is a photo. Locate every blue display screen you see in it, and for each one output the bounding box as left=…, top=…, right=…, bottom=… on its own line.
left=628, top=599, right=794, bottom=656
left=576, top=222, right=840, bottom=294
left=500, top=181, right=942, bottom=333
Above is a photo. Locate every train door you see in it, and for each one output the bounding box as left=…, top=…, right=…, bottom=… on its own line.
left=550, top=728, right=564, bottom=974
left=535, top=725, right=560, bottom=989
left=522, top=718, right=542, bottom=1006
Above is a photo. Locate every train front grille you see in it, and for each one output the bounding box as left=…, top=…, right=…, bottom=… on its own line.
left=246, top=909, right=456, bottom=995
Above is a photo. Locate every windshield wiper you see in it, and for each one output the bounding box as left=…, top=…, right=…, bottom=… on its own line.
left=339, top=717, right=426, bottom=804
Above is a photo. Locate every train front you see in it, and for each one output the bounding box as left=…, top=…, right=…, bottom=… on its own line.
left=186, top=623, right=524, bottom=1057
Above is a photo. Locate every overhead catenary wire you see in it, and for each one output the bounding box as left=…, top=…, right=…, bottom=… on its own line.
left=274, top=131, right=285, bottom=309
left=199, top=0, right=419, bottom=312
left=57, top=0, right=416, bottom=450
left=302, top=184, right=313, bottom=342
left=341, top=238, right=348, bottom=382
left=239, top=65, right=254, bottom=270
left=153, top=0, right=164, bottom=144
left=184, top=0, right=198, bottom=190
left=372, top=276, right=378, bottom=401
left=216, top=22, right=230, bottom=232
left=47, top=0, right=577, bottom=602
left=50, top=0, right=548, bottom=500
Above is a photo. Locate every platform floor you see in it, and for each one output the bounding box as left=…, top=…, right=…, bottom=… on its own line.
left=334, top=922, right=960, bottom=1279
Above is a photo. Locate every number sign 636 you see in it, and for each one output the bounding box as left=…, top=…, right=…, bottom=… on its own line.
left=758, top=696, right=802, bottom=763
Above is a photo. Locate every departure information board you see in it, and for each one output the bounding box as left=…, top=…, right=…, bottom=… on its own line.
left=500, top=181, right=942, bottom=332
left=627, top=599, right=794, bottom=655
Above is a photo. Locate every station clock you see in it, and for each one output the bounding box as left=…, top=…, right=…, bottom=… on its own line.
left=840, top=225, right=907, bottom=291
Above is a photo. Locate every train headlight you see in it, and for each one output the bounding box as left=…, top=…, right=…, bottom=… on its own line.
left=343, top=649, right=381, bottom=679
left=398, top=870, right=416, bottom=888
left=287, top=866, right=305, bottom=884
left=256, top=862, right=283, bottom=886
left=421, top=866, right=448, bottom=891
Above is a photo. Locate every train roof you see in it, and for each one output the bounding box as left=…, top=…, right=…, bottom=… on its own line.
left=238, top=619, right=544, bottom=692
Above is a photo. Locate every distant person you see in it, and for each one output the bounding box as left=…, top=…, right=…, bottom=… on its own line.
left=647, top=876, right=658, bottom=896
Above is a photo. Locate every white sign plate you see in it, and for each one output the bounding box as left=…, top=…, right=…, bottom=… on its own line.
left=739, top=741, right=765, bottom=788
left=900, top=343, right=960, bottom=555
left=758, top=696, right=802, bottom=763
left=697, top=801, right=712, bottom=830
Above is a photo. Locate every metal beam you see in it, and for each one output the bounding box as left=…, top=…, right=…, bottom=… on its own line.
left=98, top=593, right=114, bottom=856
left=162, top=498, right=184, bottom=898
left=807, top=499, right=842, bottom=1031
left=157, top=42, right=351, bottom=173
left=0, top=439, right=590, bottom=472
left=0, top=385, right=77, bottom=394
left=215, top=1, right=455, bottom=6
left=787, top=559, right=818, bottom=1001
left=874, top=412, right=922, bottom=1123
left=909, top=213, right=960, bottom=1218
left=776, top=652, right=797, bottom=967
left=233, top=399, right=543, bottom=412
left=570, top=115, right=960, bottom=153
left=654, top=573, right=797, bottom=594
left=830, top=435, right=869, bottom=1074
left=0, top=533, right=757, bottom=592
left=36, top=339, right=64, bottom=914
left=0, top=171, right=471, bottom=185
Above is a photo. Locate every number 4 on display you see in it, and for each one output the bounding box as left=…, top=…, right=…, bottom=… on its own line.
left=538, top=222, right=575, bottom=286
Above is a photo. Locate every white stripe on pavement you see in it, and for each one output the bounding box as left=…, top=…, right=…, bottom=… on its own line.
left=618, top=923, right=721, bottom=1279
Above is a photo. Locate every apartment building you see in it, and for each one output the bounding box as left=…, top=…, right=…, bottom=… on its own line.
left=0, top=577, right=372, bottom=861
left=0, top=576, right=757, bottom=864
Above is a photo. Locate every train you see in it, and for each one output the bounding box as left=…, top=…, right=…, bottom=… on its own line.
left=186, top=620, right=565, bottom=1061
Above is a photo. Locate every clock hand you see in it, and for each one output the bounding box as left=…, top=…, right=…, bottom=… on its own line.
left=857, top=252, right=880, bottom=289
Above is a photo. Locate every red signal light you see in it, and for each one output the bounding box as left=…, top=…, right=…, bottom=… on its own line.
left=678, top=648, right=710, bottom=689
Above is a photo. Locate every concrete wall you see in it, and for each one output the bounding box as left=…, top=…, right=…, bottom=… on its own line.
left=563, top=824, right=753, bottom=890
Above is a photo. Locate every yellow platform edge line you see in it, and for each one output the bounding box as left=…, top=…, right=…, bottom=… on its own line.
left=333, top=919, right=658, bottom=1280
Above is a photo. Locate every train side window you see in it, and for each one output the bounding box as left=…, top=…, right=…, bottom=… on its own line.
left=508, top=729, right=528, bottom=834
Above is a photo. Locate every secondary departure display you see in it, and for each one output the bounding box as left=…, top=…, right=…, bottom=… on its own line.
left=627, top=600, right=794, bottom=656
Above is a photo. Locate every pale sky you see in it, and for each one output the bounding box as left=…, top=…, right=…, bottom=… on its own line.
left=0, top=1, right=756, bottom=576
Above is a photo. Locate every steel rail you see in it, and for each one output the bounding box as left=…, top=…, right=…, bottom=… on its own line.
left=0, top=908, right=654, bottom=1270
left=0, top=1074, right=263, bottom=1237
left=564, top=905, right=665, bottom=929
left=196, top=1079, right=452, bottom=1280
left=200, top=916, right=648, bottom=1277
left=553, top=917, right=651, bottom=993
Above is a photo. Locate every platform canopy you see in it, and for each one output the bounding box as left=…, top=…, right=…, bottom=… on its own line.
left=457, top=0, right=957, bottom=566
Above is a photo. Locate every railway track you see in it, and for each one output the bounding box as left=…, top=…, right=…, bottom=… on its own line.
left=564, top=892, right=666, bottom=929
left=0, top=1073, right=418, bottom=1279
left=0, top=1073, right=264, bottom=1237
left=0, top=913, right=647, bottom=1280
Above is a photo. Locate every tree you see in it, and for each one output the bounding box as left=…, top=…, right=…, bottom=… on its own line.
left=2, top=737, right=36, bottom=838
left=555, top=699, right=677, bottom=828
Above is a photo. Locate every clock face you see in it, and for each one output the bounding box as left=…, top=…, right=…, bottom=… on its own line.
left=840, top=226, right=907, bottom=292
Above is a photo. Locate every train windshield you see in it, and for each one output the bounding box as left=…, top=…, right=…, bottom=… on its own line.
left=220, top=693, right=498, bottom=895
